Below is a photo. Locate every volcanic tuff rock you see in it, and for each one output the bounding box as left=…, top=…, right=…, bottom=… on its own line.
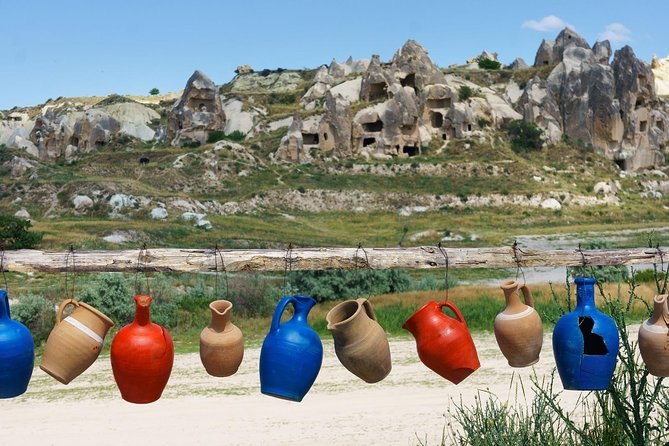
left=533, top=27, right=591, bottom=67
left=653, top=54, right=669, bottom=96
left=168, top=70, right=226, bottom=146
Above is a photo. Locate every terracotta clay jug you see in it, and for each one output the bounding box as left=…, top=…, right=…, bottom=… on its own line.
left=638, top=294, right=669, bottom=377
left=326, top=298, right=391, bottom=383
left=403, top=300, right=480, bottom=384
left=553, top=277, right=619, bottom=390
left=0, top=289, right=34, bottom=398
left=111, top=295, right=174, bottom=403
left=259, top=295, right=323, bottom=402
left=41, top=299, right=114, bottom=384
left=494, top=280, right=543, bottom=367
left=199, top=300, right=244, bottom=377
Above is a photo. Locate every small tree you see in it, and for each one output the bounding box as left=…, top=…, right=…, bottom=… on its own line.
left=0, top=215, right=43, bottom=249
left=149, top=88, right=160, bottom=96
left=506, top=119, right=544, bottom=153
left=478, top=58, right=502, bottom=70
left=458, top=85, right=474, bottom=102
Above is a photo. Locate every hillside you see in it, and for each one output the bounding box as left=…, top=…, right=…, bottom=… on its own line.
left=2, top=28, right=669, bottom=250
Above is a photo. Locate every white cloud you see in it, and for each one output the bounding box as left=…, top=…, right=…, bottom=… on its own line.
left=522, top=15, right=573, bottom=32
left=598, top=23, right=632, bottom=43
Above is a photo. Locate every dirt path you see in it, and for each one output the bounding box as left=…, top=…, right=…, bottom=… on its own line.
left=0, top=331, right=596, bottom=446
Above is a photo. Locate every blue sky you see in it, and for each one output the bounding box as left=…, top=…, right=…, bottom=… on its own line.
left=1, top=0, right=667, bottom=109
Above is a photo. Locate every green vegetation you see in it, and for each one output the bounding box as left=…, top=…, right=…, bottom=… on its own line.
left=449, top=271, right=669, bottom=445
left=149, top=88, right=160, bottom=96
left=0, top=215, right=43, bottom=249
left=458, top=85, right=475, bottom=101
left=506, top=119, right=544, bottom=153
left=477, top=58, right=501, bottom=70
left=10, top=294, right=55, bottom=344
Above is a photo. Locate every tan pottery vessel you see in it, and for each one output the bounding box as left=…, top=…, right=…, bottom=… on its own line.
left=199, top=300, right=244, bottom=377
left=638, top=294, right=669, bottom=377
left=326, top=298, right=391, bottom=383
left=494, top=280, right=543, bottom=367
left=41, top=299, right=114, bottom=384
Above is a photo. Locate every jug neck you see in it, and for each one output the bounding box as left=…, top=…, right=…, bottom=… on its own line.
left=291, top=295, right=316, bottom=322
left=500, top=280, right=524, bottom=312
left=209, top=300, right=232, bottom=332
left=327, top=300, right=369, bottom=344
left=0, top=290, right=9, bottom=320
left=574, top=277, right=597, bottom=310
left=133, top=295, right=152, bottom=326
left=402, top=301, right=439, bottom=335
left=649, top=294, right=669, bottom=327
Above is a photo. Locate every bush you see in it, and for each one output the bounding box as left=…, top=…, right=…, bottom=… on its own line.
left=224, top=130, right=246, bottom=142
left=458, top=85, right=474, bottom=102
left=478, top=58, right=501, bottom=70
left=226, top=273, right=280, bottom=317
left=505, top=119, right=544, bottom=153
left=149, top=88, right=160, bottom=96
left=11, top=294, right=55, bottom=345
left=78, top=273, right=135, bottom=326
left=206, top=130, right=226, bottom=144
left=290, top=269, right=411, bottom=302
left=0, top=215, right=43, bottom=249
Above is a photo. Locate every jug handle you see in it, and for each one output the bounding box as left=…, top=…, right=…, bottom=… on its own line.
left=56, top=299, right=79, bottom=324
left=356, top=298, right=377, bottom=321
left=271, top=296, right=294, bottom=332
left=520, top=285, right=534, bottom=308
left=439, top=301, right=465, bottom=324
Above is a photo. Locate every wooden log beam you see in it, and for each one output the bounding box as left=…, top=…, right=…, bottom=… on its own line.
left=1, top=246, right=667, bottom=273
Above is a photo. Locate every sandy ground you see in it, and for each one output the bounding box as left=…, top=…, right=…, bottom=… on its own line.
left=0, top=327, right=609, bottom=446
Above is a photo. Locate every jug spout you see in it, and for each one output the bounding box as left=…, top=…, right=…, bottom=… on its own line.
left=327, top=300, right=369, bottom=345
left=292, top=295, right=317, bottom=320
left=0, top=290, right=9, bottom=320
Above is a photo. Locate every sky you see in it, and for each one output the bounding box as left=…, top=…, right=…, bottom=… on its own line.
left=1, top=0, right=668, bottom=110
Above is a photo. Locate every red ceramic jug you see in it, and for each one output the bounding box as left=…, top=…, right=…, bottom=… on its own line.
left=111, top=295, right=174, bottom=404
left=402, top=300, right=480, bottom=384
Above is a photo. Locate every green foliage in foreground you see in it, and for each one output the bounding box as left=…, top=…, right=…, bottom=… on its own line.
left=477, top=58, right=502, bottom=70
left=448, top=269, right=669, bottom=446
left=0, top=215, right=43, bottom=249
left=11, top=294, right=55, bottom=345
left=506, top=119, right=543, bottom=153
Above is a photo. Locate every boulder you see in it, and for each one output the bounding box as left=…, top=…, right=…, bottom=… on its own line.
left=236, top=65, right=253, bottom=74
left=109, top=193, right=138, bottom=211
left=540, top=198, right=562, bottom=210
left=150, top=207, right=168, bottom=220
left=9, top=156, right=38, bottom=177
left=14, top=208, right=31, bottom=219
left=72, top=195, right=94, bottom=212
left=7, top=127, right=39, bottom=157
left=222, top=98, right=256, bottom=135
left=167, top=70, right=226, bottom=146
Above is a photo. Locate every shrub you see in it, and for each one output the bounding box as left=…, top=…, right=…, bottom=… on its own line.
left=290, top=269, right=411, bottom=302
left=505, top=119, right=544, bottom=153
left=11, top=294, right=55, bottom=345
left=267, top=92, right=297, bottom=105
left=226, top=273, right=280, bottom=317
left=78, top=274, right=136, bottom=326
left=149, top=88, right=160, bottom=96
left=0, top=215, right=43, bottom=249
left=458, top=85, right=474, bottom=102
left=206, top=130, right=226, bottom=144
left=224, top=130, right=246, bottom=142
left=478, top=58, right=501, bottom=70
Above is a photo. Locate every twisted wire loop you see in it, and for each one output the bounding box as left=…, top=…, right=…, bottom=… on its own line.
left=282, top=243, right=294, bottom=295
left=135, top=243, right=150, bottom=295
left=512, top=240, right=527, bottom=286
left=214, top=244, right=229, bottom=298
left=437, top=242, right=450, bottom=300
left=0, top=246, right=8, bottom=291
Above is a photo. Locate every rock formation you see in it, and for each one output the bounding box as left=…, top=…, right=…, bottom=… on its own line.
left=652, top=54, right=669, bottom=96
left=168, top=70, right=225, bottom=146
left=533, top=28, right=590, bottom=67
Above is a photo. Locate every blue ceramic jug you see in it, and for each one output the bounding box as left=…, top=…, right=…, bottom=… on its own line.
left=0, top=290, right=35, bottom=398
left=553, top=277, right=619, bottom=390
left=259, top=295, right=323, bottom=402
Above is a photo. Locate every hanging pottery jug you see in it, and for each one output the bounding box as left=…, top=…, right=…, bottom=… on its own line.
left=553, top=277, right=619, bottom=390
left=0, top=290, right=34, bottom=399
left=638, top=294, right=669, bottom=377
left=326, top=298, right=391, bottom=383
left=111, top=295, right=174, bottom=404
left=494, top=280, right=543, bottom=367
left=40, top=299, right=114, bottom=384
left=402, top=300, right=480, bottom=384
left=199, top=300, right=244, bottom=377
left=259, top=295, right=323, bottom=402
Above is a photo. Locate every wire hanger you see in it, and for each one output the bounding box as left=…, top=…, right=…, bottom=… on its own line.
left=438, top=242, right=450, bottom=301
left=512, top=240, right=526, bottom=286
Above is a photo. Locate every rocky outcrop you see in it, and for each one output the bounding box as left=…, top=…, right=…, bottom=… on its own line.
left=360, top=55, right=393, bottom=102
left=275, top=114, right=308, bottom=162
left=508, top=58, right=529, bottom=70
left=653, top=54, right=669, bottom=96
left=168, top=70, right=225, bottom=146
left=522, top=31, right=669, bottom=170
left=390, top=40, right=446, bottom=93
left=533, top=28, right=590, bottom=67
left=320, top=91, right=352, bottom=156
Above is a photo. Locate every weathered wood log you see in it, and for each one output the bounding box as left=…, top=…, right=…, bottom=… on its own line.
left=1, top=246, right=667, bottom=273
